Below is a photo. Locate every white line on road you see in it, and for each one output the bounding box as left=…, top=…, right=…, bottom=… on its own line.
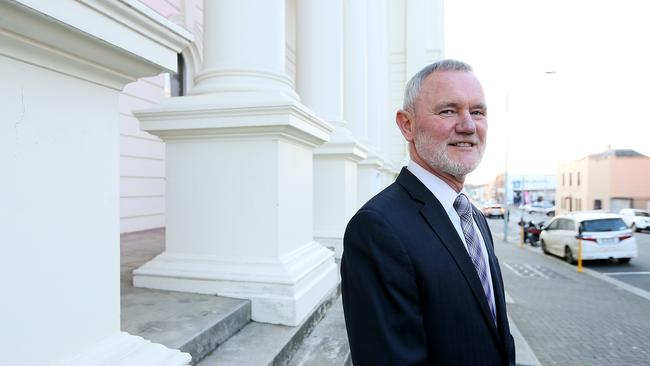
left=523, top=263, right=550, bottom=279
left=503, top=262, right=524, bottom=277
left=604, top=271, right=650, bottom=276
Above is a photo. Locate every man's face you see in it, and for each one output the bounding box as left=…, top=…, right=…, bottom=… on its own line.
left=410, top=71, right=487, bottom=178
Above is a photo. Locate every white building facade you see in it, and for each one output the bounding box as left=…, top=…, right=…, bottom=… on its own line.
left=2, top=0, right=444, bottom=364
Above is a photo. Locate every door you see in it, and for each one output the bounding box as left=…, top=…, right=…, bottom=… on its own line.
left=610, top=198, right=632, bottom=214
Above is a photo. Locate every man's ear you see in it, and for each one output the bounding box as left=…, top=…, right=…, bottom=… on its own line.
left=396, top=110, right=414, bottom=142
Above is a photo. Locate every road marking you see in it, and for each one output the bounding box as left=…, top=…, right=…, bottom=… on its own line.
left=503, top=262, right=524, bottom=277
left=523, top=263, right=550, bottom=279
left=604, top=271, right=650, bottom=276
left=505, top=290, right=515, bottom=304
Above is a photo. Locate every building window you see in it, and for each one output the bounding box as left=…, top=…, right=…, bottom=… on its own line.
left=577, top=172, right=581, bottom=186
left=594, top=199, right=602, bottom=209
left=569, top=173, right=572, bottom=186
left=562, top=173, right=565, bottom=186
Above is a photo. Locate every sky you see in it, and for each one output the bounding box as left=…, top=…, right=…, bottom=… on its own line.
left=444, top=0, right=650, bottom=185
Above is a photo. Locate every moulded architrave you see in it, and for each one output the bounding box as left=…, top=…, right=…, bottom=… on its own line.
left=52, top=332, right=190, bottom=366
left=0, top=0, right=191, bottom=90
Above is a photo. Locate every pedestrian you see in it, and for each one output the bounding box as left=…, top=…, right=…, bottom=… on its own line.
left=341, top=59, right=516, bottom=366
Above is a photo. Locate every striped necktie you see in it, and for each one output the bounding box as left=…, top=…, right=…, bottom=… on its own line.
left=453, top=193, right=497, bottom=324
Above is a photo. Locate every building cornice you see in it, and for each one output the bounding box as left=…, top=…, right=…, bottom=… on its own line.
left=1, top=0, right=192, bottom=90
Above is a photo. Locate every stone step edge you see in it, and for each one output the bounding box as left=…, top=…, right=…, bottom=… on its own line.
left=272, top=284, right=342, bottom=366
left=182, top=299, right=252, bottom=365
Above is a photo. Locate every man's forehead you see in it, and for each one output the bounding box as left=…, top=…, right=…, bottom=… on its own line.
left=419, top=71, right=485, bottom=100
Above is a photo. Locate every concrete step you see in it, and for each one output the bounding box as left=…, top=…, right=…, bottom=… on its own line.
left=287, top=297, right=351, bottom=366
left=196, top=287, right=347, bottom=366
left=122, top=286, right=251, bottom=364
left=120, top=229, right=251, bottom=364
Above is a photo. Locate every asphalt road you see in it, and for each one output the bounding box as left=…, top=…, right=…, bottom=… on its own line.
left=487, top=207, right=650, bottom=293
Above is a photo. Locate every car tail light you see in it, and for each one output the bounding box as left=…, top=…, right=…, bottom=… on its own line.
left=581, top=236, right=598, bottom=242
left=619, top=234, right=632, bottom=241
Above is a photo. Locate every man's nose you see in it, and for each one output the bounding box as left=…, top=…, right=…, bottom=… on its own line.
left=456, top=110, right=477, bottom=133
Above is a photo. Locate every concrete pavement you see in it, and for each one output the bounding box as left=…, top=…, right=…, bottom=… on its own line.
left=492, top=228, right=650, bottom=366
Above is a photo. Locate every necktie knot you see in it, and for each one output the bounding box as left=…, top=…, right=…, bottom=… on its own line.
left=453, top=194, right=472, bottom=217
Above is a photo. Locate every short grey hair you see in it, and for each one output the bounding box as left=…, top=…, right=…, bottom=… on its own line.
left=402, top=59, right=473, bottom=113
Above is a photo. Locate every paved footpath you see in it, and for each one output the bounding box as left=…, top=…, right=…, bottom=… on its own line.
left=492, top=232, right=650, bottom=366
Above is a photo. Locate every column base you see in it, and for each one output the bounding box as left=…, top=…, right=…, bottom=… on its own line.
left=133, top=242, right=338, bottom=326
left=56, top=332, right=190, bottom=366
left=315, top=237, right=344, bottom=260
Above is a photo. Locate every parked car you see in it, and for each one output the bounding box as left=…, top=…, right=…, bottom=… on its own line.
left=619, top=208, right=650, bottom=232
left=482, top=203, right=505, bottom=219
left=527, top=201, right=555, bottom=216
left=539, top=212, right=637, bottom=264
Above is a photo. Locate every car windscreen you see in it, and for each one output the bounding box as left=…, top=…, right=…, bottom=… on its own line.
left=635, top=211, right=650, bottom=217
left=580, top=218, right=628, bottom=232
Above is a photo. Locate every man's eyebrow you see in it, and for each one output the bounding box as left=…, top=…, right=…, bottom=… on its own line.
left=433, top=101, right=460, bottom=110
left=432, top=102, right=487, bottom=110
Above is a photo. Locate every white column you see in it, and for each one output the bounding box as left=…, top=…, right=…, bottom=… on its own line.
left=387, top=0, right=410, bottom=169
left=367, top=0, right=398, bottom=189
left=344, top=0, right=369, bottom=144
left=297, top=0, right=367, bottom=258
left=133, top=0, right=338, bottom=326
left=343, top=0, right=383, bottom=207
left=1, top=1, right=191, bottom=365
left=406, top=0, right=428, bottom=78
left=191, top=0, right=297, bottom=99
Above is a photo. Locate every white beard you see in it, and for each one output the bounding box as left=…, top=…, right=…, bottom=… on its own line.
left=414, top=134, right=484, bottom=177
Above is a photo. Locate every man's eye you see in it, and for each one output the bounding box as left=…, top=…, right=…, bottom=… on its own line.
left=471, top=110, right=485, bottom=116
left=439, top=110, right=455, bottom=116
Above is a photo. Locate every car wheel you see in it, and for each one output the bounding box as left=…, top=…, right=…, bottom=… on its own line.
left=565, top=246, right=576, bottom=264
left=541, top=240, right=549, bottom=254
left=618, top=258, right=631, bottom=264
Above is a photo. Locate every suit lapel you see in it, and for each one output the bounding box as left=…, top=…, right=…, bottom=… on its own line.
left=396, top=168, right=501, bottom=342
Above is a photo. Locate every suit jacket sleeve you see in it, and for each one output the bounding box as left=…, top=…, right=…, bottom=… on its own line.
left=341, top=208, right=428, bottom=366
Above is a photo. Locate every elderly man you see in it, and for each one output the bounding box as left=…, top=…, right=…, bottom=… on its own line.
left=341, top=59, right=515, bottom=366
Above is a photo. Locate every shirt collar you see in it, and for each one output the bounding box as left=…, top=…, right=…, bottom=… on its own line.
left=406, top=159, right=467, bottom=212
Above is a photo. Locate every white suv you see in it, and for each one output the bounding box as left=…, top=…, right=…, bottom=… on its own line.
left=539, top=212, right=637, bottom=264
left=619, top=208, right=650, bottom=232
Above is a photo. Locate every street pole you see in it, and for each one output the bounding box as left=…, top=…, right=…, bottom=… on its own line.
left=503, top=91, right=509, bottom=242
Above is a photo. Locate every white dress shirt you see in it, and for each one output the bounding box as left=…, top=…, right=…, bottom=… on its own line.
left=407, top=160, right=496, bottom=304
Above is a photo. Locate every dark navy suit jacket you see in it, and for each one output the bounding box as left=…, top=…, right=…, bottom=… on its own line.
left=341, top=167, right=516, bottom=365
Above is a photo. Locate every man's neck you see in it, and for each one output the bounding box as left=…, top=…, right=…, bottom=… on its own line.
left=411, top=155, right=465, bottom=193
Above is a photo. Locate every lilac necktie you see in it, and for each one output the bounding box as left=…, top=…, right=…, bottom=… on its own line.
left=453, top=193, right=497, bottom=324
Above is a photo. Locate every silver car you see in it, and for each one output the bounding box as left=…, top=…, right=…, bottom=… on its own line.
left=539, top=212, right=637, bottom=264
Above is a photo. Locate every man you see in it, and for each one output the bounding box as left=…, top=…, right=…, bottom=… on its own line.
left=341, top=59, right=516, bottom=366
